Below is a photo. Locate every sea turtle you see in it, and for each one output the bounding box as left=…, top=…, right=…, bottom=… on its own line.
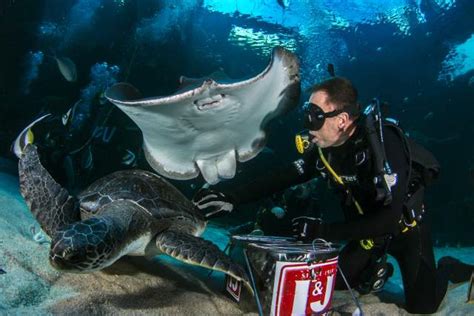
left=18, top=143, right=250, bottom=289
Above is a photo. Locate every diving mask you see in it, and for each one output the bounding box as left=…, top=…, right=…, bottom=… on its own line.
left=303, top=102, right=360, bottom=131
left=304, top=102, right=344, bottom=131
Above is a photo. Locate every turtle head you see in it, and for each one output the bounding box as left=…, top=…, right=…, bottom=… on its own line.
left=49, top=217, right=123, bottom=272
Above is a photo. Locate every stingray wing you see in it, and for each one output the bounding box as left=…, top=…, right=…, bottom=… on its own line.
left=105, top=47, right=300, bottom=184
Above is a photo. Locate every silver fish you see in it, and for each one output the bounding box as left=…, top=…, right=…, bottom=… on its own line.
left=55, top=56, right=77, bottom=82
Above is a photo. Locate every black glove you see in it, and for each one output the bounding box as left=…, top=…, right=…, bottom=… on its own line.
left=192, top=188, right=234, bottom=219
left=291, top=216, right=323, bottom=241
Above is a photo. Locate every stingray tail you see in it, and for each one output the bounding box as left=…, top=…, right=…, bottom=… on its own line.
left=19, top=144, right=80, bottom=237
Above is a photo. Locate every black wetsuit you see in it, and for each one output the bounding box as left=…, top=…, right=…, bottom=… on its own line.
left=225, top=124, right=472, bottom=314
left=28, top=102, right=144, bottom=193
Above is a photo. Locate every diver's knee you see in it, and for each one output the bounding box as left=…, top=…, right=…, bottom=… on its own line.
left=334, top=270, right=359, bottom=290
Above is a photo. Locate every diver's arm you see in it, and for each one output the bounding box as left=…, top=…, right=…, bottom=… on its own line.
left=193, top=149, right=319, bottom=218
left=225, top=150, right=318, bottom=205
left=313, top=128, right=410, bottom=241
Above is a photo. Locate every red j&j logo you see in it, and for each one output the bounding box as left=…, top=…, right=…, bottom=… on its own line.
left=271, top=258, right=338, bottom=316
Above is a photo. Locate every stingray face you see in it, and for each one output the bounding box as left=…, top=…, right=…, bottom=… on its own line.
left=49, top=217, right=120, bottom=272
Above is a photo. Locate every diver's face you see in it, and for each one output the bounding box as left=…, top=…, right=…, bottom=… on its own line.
left=308, top=91, right=345, bottom=148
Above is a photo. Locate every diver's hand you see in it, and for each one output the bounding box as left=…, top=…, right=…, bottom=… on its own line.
left=291, top=216, right=322, bottom=241
left=192, top=189, right=234, bottom=219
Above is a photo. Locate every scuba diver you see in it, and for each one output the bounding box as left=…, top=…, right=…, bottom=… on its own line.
left=61, top=93, right=144, bottom=191
left=12, top=92, right=143, bottom=193
left=192, top=77, right=474, bottom=314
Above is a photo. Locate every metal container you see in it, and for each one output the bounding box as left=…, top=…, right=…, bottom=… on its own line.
left=225, top=235, right=340, bottom=316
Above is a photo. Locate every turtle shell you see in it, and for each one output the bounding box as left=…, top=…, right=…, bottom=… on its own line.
left=78, top=170, right=203, bottom=223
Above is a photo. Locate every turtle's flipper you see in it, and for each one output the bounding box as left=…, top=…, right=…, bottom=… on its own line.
left=156, top=230, right=252, bottom=291
left=19, top=144, right=80, bottom=237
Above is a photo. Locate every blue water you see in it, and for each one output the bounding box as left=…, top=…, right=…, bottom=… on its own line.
left=1, top=0, right=473, bottom=242
left=0, top=2, right=473, bottom=313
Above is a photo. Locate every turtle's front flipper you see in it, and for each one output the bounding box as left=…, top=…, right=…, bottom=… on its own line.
left=156, top=230, right=252, bottom=291
left=19, top=144, right=80, bottom=237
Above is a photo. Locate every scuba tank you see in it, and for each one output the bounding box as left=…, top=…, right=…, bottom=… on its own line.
left=363, top=99, right=398, bottom=205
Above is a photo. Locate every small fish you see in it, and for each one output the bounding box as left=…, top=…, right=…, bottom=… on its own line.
left=61, top=100, right=82, bottom=126
left=423, top=111, right=434, bottom=121
left=327, top=63, right=335, bottom=77
left=62, top=107, right=73, bottom=126
left=55, top=56, right=77, bottom=82
left=12, top=114, right=51, bottom=158
left=0, top=268, right=6, bottom=274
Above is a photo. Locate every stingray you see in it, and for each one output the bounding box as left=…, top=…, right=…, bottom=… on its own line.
left=105, top=46, right=300, bottom=184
